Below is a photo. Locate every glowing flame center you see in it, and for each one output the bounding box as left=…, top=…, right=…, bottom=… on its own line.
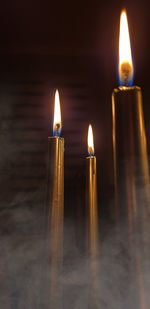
left=119, top=10, right=134, bottom=85
left=53, top=90, right=62, bottom=136
left=88, top=124, right=94, bottom=156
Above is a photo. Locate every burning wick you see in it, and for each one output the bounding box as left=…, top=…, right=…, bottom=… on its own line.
left=55, top=123, right=61, bottom=137
left=53, top=89, right=62, bottom=136
left=120, top=62, right=133, bottom=87
left=119, top=10, right=134, bottom=86
left=88, top=124, right=95, bottom=156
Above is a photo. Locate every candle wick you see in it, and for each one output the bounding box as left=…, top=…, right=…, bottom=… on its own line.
left=120, top=62, right=132, bottom=87
left=124, top=78, right=128, bottom=87
left=55, top=123, right=60, bottom=137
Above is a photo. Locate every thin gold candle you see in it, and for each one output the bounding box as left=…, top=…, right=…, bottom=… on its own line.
left=112, top=10, right=150, bottom=220
left=86, top=124, right=99, bottom=307
left=47, top=90, right=64, bottom=218
left=46, top=89, right=64, bottom=308
left=86, top=124, right=98, bottom=257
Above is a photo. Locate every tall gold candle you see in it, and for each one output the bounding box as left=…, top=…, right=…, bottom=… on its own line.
left=86, top=124, right=98, bottom=257
left=112, top=10, right=150, bottom=220
left=46, top=90, right=64, bottom=308
left=112, top=12, right=150, bottom=306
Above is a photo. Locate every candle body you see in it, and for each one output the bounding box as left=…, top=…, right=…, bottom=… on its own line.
left=86, top=156, right=98, bottom=256
left=47, top=136, right=64, bottom=308
left=112, top=86, right=150, bottom=219
left=86, top=156, right=99, bottom=307
left=47, top=136, right=64, bottom=220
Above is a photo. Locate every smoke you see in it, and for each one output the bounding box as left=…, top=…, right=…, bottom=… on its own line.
left=1, top=197, right=150, bottom=309
left=1, top=92, right=150, bottom=309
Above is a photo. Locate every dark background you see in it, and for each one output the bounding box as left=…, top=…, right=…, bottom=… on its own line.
left=1, top=0, right=150, bottom=308
left=1, top=0, right=150, bottom=196
left=1, top=0, right=150, bottom=205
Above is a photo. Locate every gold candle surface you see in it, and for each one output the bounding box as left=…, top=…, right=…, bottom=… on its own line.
left=86, top=154, right=99, bottom=307
left=86, top=156, right=98, bottom=256
left=47, top=136, right=64, bottom=220
left=112, top=86, right=147, bottom=160
left=46, top=90, right=64, bottom=308
left=112, top=86, right=150, bottom=219
left=47, top=136, right=64, bottom=308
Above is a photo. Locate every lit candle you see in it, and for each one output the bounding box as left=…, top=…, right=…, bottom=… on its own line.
left=46, top=89, right=64, bottom=308
left=47, top=89, right=64, bottom=216
left=86, top=124, right=98, bottom=256
left=112, top=10, right=150, bottom=218
left=86, top=124, right=99, bottom=307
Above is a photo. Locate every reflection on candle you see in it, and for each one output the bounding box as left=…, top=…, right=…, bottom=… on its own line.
left=46, top=89, right=64, bottom=308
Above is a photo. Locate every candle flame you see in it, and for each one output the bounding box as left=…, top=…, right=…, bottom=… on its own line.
left=88, top=124, right=94, bottom=156
left=53, top=90, right=62, bottom=136
left=119, top=10, right=134, bottom=86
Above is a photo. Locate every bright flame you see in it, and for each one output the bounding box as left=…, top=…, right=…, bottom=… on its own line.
left=119, top=10, right=134, bottom=85
left=53, top=90, right=62, bottom=136
left=88, top=124, right=94, bottom=156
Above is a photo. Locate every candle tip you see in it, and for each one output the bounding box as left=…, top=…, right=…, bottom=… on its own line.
left=118, top=9, right=134, bottom=86
left=53, top=89, right=62, bottom=136
left=88, top=124, right=95, bottom=156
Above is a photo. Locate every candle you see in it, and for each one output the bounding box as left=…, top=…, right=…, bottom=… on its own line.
left=112, top=10, right=150, bottom=219
left=86, top=124, right=98, bottom=256
left=47, top=89, right=64, bottom=224
left=86, top=124, right=99, bottom=306
left=46, top=89, right=64, bottom=308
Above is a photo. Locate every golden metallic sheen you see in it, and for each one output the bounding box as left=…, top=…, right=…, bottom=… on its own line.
left=47, top=136, right=64, bottom=309
left=86, top=156, right=98, bottom=256
left=112, top=86, right=150, bottom=220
